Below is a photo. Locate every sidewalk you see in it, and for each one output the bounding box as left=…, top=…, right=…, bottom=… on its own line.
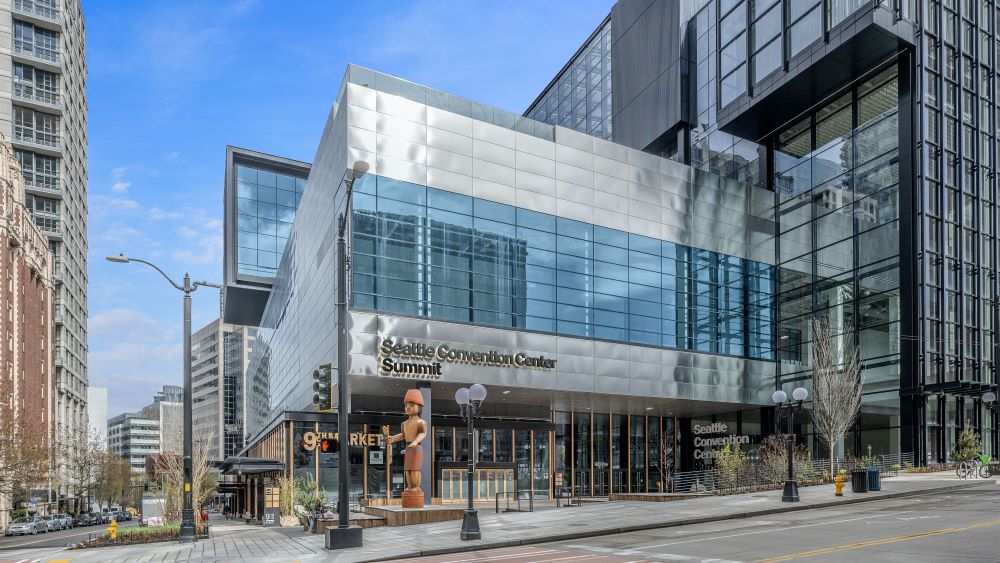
left=47, top=472, right=996, bottom=562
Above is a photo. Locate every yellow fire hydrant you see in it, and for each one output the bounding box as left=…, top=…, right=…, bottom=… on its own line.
left=835, top=475, right=845, bottom=496
left=108, top=518, right=118, bottom=540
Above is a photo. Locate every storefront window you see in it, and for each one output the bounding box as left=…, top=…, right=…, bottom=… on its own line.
left=574, top=412, right=591, bottom=496
left=593, top=414, right=610, bottom=496
left=495, top=429, right=513, bottom=463
left=555, top=413, right=571, bottom=494
left=611, top=414, right=627, bottom=493
left=292, top=422, right=316, bottom=496
left=435, top=427, right=453, bottom=463
left=516, top=430, right=531, bottom=498
left=317, top=422, right=338, bottom=506
left=533, top=430, right=550, bottom=499
left=478, top=428, right=494, bottom=462
left=365, top=424, right=387, bottom=499
left=648, top=417, right=661, bottom=492
left=630, top=416, right=646, bottom=492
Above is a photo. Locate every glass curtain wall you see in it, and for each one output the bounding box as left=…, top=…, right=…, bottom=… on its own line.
left=919, top=0, right=999, bottom=460
left=351, top=175, right=775, bottom=360
left=775, top=65, right=902, bottom=457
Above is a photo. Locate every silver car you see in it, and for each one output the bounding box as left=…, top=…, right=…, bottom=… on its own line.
left=55, top=513, right=73, bottom=529
left=42, top=515, right=61, bottom=532
left=4, top=517, right=41, bottom=536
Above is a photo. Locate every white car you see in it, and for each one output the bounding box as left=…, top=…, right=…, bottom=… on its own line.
left=4, top=517, right=42, bottom=535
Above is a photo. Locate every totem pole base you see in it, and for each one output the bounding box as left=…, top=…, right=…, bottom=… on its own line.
left=401, top=489, right=425, bottom=508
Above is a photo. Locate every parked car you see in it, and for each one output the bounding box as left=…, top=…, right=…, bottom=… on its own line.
left=55, top=513, right=73, bottom=529
left=98, top=511, right=110, bottom=524
left=5, top=517, right=42, bottom=536
left=74, top=513, right=96, bottom=526
left=41, top=515, right=60, bottom=532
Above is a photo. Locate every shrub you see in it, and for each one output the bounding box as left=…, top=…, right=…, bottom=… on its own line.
left=715, top=444, right=748, bottom=488
left=952, top=428, right=984, bottom=462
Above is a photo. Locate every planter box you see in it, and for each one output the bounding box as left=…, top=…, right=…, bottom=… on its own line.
left=851, top=470, right=869, bottom=493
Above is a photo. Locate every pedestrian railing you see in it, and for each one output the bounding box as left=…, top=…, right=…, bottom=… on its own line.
left=671, top=452, right=915, bottom=495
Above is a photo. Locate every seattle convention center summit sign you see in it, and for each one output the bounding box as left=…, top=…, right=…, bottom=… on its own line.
left=378, top=338, right=557, bottom=379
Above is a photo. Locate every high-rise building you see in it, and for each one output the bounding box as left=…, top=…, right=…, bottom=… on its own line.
left=0, top=137, right=55, bottom=528
left=1, top=0, right=90, bottom=455
left=86, top=386, right=107, bottom=444
left=525, top=0, right=989, bottom=464
left=192, top=317, right=256, bottom=461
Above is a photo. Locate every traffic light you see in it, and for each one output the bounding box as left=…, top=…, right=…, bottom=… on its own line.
left=312, top=363, right=332, bottom=411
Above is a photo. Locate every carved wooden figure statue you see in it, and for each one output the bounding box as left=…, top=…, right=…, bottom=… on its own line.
left=382, top=388, right=427, bottom=508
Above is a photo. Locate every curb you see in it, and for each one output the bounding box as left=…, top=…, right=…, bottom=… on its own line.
left=370, top=479, right=995, bottom=562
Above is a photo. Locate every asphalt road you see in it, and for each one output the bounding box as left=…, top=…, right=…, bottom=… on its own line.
left=0, top=521, right=136, bottom=551
left=405, top=483, right=1000, bottom=563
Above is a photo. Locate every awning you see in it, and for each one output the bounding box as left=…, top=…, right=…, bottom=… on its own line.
left=219, top=456, right=284, bottom=476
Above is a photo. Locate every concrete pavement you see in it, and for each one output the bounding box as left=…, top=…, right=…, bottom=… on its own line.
left=403, top=483, right=1000, bottom=562
left=13, top=471, right=997, bottom=562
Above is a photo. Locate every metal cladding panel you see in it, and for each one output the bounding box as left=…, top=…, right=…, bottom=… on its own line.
left=611, top=0, right=687, bottom=151
left=357, top=313, right=774, bottom=406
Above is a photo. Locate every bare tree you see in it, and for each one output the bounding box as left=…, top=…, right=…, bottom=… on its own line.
left=64, top=429, right=104, bottom=512
left=160, top=435, right=217, bottom=527
left=0, top=407, right=51, bottom=509
left=811, top=317, right=863, bottom=475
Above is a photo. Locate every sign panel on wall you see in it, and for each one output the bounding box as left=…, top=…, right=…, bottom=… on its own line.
left=377, top=337, right=557, bottom=380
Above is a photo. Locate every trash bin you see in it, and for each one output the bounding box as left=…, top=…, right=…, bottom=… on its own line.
left=851, top=469, right=869, bottom=493
left=868, top=467, right=881, bottom=491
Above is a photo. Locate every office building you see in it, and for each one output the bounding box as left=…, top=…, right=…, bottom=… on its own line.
left=227, top=0, right=998, bottom=508
left=192, top=317, right=256, bottom=461
left=108, top=411, right=159, bottom=473
left=109, top=385, right=184, bottom=472
left=3, top=0, right=90, bottom=454
left=86, top=386, right=107, bottom=444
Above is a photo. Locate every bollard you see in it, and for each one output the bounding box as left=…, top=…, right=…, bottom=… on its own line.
left=108, top=519, right=118, bottom=540
left=834, top=475, right=845, bottom=496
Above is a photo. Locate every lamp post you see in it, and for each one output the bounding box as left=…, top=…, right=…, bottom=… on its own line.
left=455, top=383, right=486, bottom=541
left=328, top=161, right=368, bottom=550
left=984, top=391, right=997, bottom=412
left=772, top=387, right=808, bottom=503
left=106, top=254, right=220, bottom=542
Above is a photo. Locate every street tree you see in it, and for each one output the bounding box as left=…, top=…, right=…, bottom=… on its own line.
left=810, top=317, right=863, bottom=475
left=160, top=435, right=217, bottom=527
left=63, top=429, right=104, bottom=512
left=0, top=405, right=51, bottom=509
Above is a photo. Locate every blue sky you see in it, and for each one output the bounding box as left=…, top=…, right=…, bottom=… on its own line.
left=86, top=0, right=615, bottom=416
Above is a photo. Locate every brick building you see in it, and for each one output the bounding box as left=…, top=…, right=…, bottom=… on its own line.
left=0, top=137, right=56, bottom=527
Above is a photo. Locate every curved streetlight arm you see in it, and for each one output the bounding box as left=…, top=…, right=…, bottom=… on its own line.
left=193, top=280, right=222, bottom=290
left=122, top=257, right=185, bottom=291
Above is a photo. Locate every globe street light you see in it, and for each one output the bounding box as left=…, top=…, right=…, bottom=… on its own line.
left=456, top=383, right=486, bottom=540
left=773, top=386, right=808, bottom=503
left=106, top=254, right=220, bottom=542
left=984, top=391, right=997, bottom=412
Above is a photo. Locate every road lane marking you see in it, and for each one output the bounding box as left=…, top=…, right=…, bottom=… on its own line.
left=627, top=511, right=912, bottom=550
left=755, top=518, right=1000, bottom=562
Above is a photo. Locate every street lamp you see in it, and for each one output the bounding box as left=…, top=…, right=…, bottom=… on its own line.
left=106, top=254, right=220, bottom=542
left=456, top=383, right=486, bottom=541
left=984, top=391, right=997, bottom=412
left=772, top=387, right=808, bottom=503
left=329, top=160, right=368, bottom=550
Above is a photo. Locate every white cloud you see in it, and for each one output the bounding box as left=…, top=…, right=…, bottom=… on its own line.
left=112, top=181, right=132, bottom=193
left=171, top=232, right=223, bottom=265
left=177, top=225, right=199, bottom=239
left=150, top=207, right=184, bottom=221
